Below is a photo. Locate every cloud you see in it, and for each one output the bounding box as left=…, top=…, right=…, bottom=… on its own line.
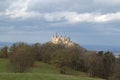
left=17, top=0, right=120, bottom=13
left=0, top=12, right=3, bottom=16
left=5, top=10, right=120, bottom=23
left=4, top=0, right=120, bottom=21
left=94, top=0, right=120, bottom=6
left=5, top=0, right=32, bottom=19
left=42, top=12, right=120, bottom=23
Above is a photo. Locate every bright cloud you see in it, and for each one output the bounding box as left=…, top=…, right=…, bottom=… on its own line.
left=43, top=12, right=120, bottom=23
left=4, top=0, right=120, bottom=23
left=5, top=0, right=31, bottom=18
left=5, top=9, right=120, bottom=23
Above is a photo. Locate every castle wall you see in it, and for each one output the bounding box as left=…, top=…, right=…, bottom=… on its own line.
left=51, top=34, right=74, bottom=46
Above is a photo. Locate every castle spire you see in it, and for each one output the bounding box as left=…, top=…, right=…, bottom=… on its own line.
left=55, top=32, right=58, bottom=37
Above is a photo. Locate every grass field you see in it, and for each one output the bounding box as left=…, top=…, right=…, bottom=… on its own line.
left=0, top=59, right=104, bottom=80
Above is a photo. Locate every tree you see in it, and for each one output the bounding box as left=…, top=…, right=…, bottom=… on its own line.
left=65, top=46, right=86, bottom=71
left=0, top=46, right=8, bottom=58
left=41, top=42, right=65, bottom=63
left=31, top=43, right=42, bottom=61
left=8, top=42, right=35, bottom=73
left=116, top=55, right=120, bottom=64
left=102, top=51, right=116, bottom=79
left=51, top=46, right=86, bottom=74
left=9, top=42, right=28, bottom=54
left=88, top=53, right=98, bottom=77
left=87, top=51, right=116, bottom=79
left=109, top=64, right=120, bottom=80
left=51, top=50, right=69, bottom=74
left=95, top=51, right=104, bottom=78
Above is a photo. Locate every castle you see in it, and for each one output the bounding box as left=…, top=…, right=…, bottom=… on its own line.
left=51, top=33, right=74, bottom=46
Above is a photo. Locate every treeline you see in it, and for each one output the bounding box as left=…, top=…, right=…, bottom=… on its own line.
left=0, top=42, right=120, bottom=80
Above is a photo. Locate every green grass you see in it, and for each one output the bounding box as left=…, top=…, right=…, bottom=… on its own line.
left=0, top=73, right=103, bottom=80
left=30, top=61, right=58, bottom=74
left=0, top=59, right=8, bottom=72
left=0, top=59, right=104, bottom=80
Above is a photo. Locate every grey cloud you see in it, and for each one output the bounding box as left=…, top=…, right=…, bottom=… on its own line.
left=0, top=0, right=16, bottom=11
left=27, top=0, right=120, bottom=13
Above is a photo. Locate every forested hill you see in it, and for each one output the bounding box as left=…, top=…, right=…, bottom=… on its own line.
left=0, top=42, right=120, bottom=55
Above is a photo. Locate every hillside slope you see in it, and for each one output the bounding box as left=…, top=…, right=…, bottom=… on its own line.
left=0, top=59, right=104, bottom=80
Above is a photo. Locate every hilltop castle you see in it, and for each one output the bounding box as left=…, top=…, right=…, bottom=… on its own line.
left=51, top=33, right=74, bottom=46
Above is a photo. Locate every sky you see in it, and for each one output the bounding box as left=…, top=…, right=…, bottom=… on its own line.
left=0, top=0, right=120, bottom=46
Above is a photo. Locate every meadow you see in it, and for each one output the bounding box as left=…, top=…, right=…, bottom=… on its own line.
left=0, top=59, right=104, bottom=80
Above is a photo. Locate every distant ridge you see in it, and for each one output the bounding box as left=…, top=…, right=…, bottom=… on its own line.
left=83, top=45, right=120, bottom=55
left=0, top=42, right=13, bottom=47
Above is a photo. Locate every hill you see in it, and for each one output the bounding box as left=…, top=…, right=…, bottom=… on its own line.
left=0, top=59, right=104, bottom=80
left=0, top=42, right=13, bottom=47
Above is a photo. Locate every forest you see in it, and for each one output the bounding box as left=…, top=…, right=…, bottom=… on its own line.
left=0, top=42, right=120, bottom=80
